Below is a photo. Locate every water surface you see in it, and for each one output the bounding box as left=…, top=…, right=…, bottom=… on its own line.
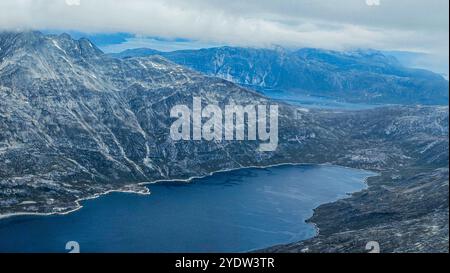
left=260, top=89, right=383, bottom=110
left=0, top=164, right=374, bottom=252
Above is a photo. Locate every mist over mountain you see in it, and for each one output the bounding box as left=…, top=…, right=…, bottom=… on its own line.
left=111, top=46, right=449, bottom=105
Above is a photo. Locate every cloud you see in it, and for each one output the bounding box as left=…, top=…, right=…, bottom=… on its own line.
left=65, top=0, right=81, bottom=6
left=0, top=0, right=448, bottom=61
left=365, top=0, right=381, bottom=6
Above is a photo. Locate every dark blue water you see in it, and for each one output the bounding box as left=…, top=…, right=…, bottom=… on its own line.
left=260, top=89, right=383, bottom=110
left=0, top=164, right=374, bottom=253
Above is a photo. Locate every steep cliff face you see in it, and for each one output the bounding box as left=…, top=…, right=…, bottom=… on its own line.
left=112, top=46, right=449, bottom=105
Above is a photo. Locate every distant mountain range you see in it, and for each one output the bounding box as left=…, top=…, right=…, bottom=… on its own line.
left=110, top=47, right=449, bottom=105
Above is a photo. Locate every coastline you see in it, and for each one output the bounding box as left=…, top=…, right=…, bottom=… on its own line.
left=0, top=162, right=378, bottom=224
left=0, top=188, right=151, bottom=220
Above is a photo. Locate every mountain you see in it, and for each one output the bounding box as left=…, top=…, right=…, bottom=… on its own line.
left=0, top=31, right=448, bottom=252
left=0, top=31, right=345, bottom=214
left=110, top=47, right=449, bottom=105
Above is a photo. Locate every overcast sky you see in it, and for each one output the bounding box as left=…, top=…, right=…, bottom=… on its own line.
left=0, top=0, right=448, bottom=73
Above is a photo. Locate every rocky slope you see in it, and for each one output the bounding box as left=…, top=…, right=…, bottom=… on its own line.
left=260, top=107, right=449, bottom=253
left=111, top=47, right=449, bottom=105
left=0, top=32, right=448, bottom=252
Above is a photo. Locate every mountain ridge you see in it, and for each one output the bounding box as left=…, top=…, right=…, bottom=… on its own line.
left=110, top=46, right=449, bottom=105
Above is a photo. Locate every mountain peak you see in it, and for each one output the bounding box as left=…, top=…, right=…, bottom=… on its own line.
left=0, top=31, right=44, bottom=56
left=0, top=31, right=103, bottom=60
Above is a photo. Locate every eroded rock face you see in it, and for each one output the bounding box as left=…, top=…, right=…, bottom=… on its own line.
left=0, top=31, right=448, bottom=252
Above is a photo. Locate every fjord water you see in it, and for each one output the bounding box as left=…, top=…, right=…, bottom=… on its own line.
left=260, top=89, right=381, bottom=110
left=0, top=165, right=374, bottom=253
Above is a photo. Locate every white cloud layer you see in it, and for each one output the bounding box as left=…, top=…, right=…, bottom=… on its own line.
left=0, top=0, right=448, bottom=61
left=365, top=0, right=381, bottom=6
left=64, top=0, right=80, bottom=6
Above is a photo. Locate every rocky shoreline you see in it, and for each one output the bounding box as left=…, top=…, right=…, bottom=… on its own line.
left=259, top=166, right=449, bottom=253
